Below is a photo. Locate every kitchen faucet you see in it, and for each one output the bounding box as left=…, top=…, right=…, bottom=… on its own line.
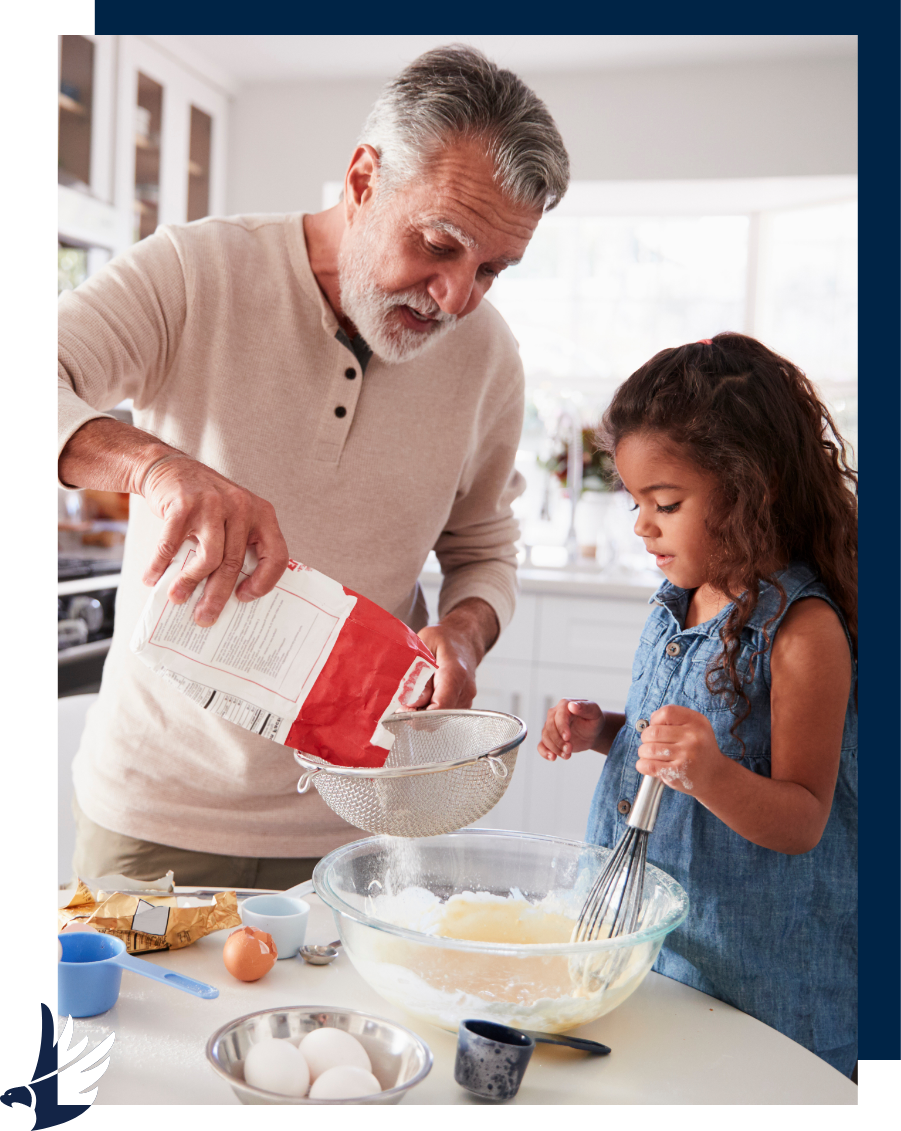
left=557, top=406, right=582, bottom=565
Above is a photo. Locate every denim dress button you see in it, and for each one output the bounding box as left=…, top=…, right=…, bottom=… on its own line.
left=617, top=799, right=632, bottom=815
left=665, top=642, right=681, bottom=657
left=636, top=718, right=649, bottom=731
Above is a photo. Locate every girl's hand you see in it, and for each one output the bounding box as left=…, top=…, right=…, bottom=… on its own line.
left=538, top=700, right=604, bottom=761
left=636, top=704, right=727, bottom=797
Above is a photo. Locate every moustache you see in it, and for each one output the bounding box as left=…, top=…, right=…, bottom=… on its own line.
left=387, top=292, right=457, bottom=325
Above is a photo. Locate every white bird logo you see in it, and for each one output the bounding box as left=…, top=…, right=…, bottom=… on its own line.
left=51, top=1015, right=115, bottom=1108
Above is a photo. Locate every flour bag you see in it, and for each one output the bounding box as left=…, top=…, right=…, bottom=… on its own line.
left=131, top=541, right=437, bottom=768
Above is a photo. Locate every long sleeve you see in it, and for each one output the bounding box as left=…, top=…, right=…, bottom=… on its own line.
left=58, top=227, right=188, bottom=479
left=432, top=353, right=525, bottom=634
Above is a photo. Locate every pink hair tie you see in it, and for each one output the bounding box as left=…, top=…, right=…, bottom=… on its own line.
left=697, top=338, right=712, bottom=345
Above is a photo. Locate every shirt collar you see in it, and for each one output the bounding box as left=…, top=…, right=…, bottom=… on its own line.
left=286, top=212, right=375, bottom=373
left=648, top=580, right=696, bottom=633
left=285, top=211, right=343, bottom=338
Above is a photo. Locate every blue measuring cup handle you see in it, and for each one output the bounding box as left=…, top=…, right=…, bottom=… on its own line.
left=112, top=951, right=219, bottom=998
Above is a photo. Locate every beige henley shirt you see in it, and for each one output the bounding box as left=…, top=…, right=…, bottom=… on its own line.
left=58, top=212, right=525, bottom=857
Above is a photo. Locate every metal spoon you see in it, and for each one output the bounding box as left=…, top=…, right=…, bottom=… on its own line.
left=297, top=939, right=342, bottom=965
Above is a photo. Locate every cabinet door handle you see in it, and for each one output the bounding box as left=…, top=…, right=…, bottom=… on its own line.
left=544, top=696, right=553, bottom=716
left=511, top=692, right=521, bottom=717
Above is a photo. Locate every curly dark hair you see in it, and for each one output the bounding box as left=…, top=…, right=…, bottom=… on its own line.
left=596, top=332, right=857, bottom=738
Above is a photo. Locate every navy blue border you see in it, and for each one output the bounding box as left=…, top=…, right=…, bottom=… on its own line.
left=856, top=19, right=899, bottom=1063
left=94, top=5, right=470, bottom=31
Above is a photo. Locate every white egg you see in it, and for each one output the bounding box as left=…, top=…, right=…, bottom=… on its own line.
left=308, top=1065, right=382, bottom=1100
left=299, top=1027, right=372, bottom=1082
left=243, top=1037, right=310, bottom=1097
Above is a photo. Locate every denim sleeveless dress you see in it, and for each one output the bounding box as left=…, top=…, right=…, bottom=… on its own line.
left=586, top=563, right=857, bottom=1076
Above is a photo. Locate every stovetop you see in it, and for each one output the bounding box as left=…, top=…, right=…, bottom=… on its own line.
left=58, top=556, right=123, bottom=582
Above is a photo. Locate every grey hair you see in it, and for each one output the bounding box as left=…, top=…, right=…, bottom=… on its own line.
left=359, top=44, right=570, bottom=213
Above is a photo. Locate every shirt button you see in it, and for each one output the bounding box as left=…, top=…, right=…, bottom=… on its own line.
left=345, top=368, right=356, bottom=379
left=617, top=799, right=632, bottom=815
left=665, top=642, right=681, bottom=657
left=636, top=718, right=649, bottom=732
left=334, top=406, right=347, bottom=418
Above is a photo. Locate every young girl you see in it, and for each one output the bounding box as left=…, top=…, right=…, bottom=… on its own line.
left=539, top=333, right=857, bottom=1077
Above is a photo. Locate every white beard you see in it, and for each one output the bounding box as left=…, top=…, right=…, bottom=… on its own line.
left=337, top=213, right=458, bottom=364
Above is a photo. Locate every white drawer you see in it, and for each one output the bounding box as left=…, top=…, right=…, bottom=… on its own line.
left=536, top=594, right=649, bottom=669
left=472, top=656, right=531, bottom=721
left=470, top=658, right=532, bottom=833
left=532, top=662, right=632, bottom=717
left=521, top=662, right=630, bottom=841
left=489, top=593, right=537, bottom=662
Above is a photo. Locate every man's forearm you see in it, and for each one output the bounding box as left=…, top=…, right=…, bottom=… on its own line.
left=59, top=417, right=181, bottom=494
left=440, top=597, right=500, bottom=664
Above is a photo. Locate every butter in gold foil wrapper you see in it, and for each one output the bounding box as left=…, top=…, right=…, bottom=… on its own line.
left=58, top=879, right=240, bottom=954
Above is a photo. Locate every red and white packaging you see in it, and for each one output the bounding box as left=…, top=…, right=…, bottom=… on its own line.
left=130, top=541, right=437, bottom=768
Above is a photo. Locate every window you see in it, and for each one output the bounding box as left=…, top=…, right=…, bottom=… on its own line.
left=485, top=178, right=857, bottom=562
left=491, top=178, right=856, bottom=434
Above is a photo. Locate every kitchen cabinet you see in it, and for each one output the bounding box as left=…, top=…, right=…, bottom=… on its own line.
left=58, top=34, right=119, bottom=259
left=418, top=570, right=655, bottom=842
left=114, top=36, right=228, bottom=247
left=58, top=36, right=228, bottom=260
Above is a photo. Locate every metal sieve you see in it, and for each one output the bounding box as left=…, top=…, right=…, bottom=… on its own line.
left=293, top=709, right=527, bottom=837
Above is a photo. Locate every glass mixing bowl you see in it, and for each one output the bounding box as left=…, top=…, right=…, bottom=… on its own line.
left=312, top=829, right=688, bottom=1033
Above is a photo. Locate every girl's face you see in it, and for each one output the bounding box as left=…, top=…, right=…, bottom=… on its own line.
left=615, top=432, right=719, bottom=590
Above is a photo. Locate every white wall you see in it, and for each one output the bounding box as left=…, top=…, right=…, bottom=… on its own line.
left=226, top=54, right=856, bottom=215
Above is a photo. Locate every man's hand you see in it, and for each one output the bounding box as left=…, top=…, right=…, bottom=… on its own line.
left=140, top=454, right=290, bottom=626
left=59, top=417, right=290, bottom=626
left=414, top=597, right=499, bottom=710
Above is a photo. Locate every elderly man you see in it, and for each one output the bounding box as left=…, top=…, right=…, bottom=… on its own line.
left=58, top=45, right=570, bottom=886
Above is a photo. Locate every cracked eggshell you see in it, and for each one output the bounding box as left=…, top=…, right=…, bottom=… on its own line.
left=223, top=926, right=278, bottom=981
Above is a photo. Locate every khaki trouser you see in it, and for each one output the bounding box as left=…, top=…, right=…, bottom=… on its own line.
left=71, top=793, right=319, bottom=890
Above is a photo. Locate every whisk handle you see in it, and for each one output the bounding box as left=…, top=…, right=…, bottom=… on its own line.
left=626, top=775, right=665, bottom=832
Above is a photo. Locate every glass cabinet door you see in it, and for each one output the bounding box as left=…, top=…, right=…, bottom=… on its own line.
left=58, top=35, right=94, bottom=192
left=187, top=105, right=213, bottom=222
left=133, top=72, right=164, bottom=242
left=114, top=37, right=228, bottom=244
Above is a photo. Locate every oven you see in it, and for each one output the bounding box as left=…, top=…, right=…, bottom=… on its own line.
left=58, top=555, right=121, bottom=696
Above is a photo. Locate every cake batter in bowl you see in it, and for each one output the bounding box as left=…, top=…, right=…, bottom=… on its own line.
left=311, top=829, right=688, bottom=1033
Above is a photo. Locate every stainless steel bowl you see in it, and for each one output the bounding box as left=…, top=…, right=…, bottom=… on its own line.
left=205, top=1006, right=433, bottom=1105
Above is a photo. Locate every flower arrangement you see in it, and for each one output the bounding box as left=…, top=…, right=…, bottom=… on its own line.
left=541, top=428, right=618, bottom=493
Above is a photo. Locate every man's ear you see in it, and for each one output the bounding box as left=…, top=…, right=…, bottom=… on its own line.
left=344, top=144, right=381, bottom=224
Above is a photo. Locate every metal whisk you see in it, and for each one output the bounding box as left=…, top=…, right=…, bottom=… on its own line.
left=573, top=776, right=665, bottom=942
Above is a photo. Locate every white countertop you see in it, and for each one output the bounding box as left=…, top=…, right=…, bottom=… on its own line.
left=73, top=890, right=856, bottom=1106
left=420, top=560, right=661, bottom=601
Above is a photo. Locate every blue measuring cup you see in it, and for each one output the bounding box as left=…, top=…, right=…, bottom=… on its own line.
left=58, top=931, right=219, bottom=1018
